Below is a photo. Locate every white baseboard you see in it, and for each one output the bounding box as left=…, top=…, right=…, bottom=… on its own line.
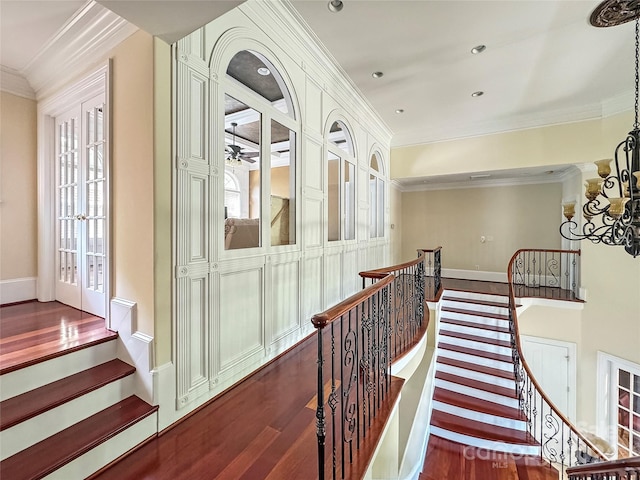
left=441, top=268, right=507, bottom=283
left=0, top=277, right=37, bottom=304
left=110, top=297, right=155, bottom=405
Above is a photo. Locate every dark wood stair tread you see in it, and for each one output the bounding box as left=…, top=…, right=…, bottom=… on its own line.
left=438, top=342, right=513, bottom=364
left=435, top=371, right=517, bottom=399
left=441, top=306, right=510, bottom=321
left=0, top=395, right=157, bottom=480
left=433, top=387, right=524, bottom=420
left=421, top=436, right=556, bottom=480
left=0, top=359, right=135, bottom=431
left=442, top=296, right=510, bottom=309
left=430, top=410, right=537, bottom=445
left=437, top=356, right=516, bottom=380
left=439, top=330, right=511, bottom=348
left=440, top=317, right=510, bottom=334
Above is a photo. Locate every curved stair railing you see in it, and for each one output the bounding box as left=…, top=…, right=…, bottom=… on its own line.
left=507, top=249, right=607, bottom=473
left=566, top=455, right=640, bottom=479
left=313, top=249, right=439, bottom=480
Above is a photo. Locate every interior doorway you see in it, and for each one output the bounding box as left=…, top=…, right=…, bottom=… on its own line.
left=38, top=63, right=110, bottom=320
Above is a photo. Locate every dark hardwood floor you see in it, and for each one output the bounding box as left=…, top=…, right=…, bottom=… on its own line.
left=0, top=301, right=115, bottom=374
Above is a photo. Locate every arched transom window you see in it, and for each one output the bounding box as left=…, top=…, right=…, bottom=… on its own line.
left=327, top=120, right=356, bottom=241
left=369, top=152, right=385, bottom=238
left=223, top=50, right=297, bottom=250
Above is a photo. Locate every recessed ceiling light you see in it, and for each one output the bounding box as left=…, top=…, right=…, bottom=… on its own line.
left=395, top=109, right=404, bottom=114
left=471, top=45, right=486, bottom=55
left=257, top=67, right=271, bottom=76
left=471, top=91, right=484, bottom=97
left=372, top=71, right=384, bottom=79
left=328, top=0, right=343, bottom=12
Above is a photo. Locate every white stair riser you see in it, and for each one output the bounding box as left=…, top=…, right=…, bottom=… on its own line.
left=0, top=375, right=135, bottom=461
left=441, top=290, right=509, bottom=305
left=437, top=348, right=513, bottom=372
left=439, top=335, right=512, bottom=357
left=430, top=428, right=540, bottom=456
left=45, top=411, right=157, bottom=480
left=440, top=311, right=510, bottom=328
left=434, top=378, right=519, bottom=409
left=441, top=300, right=509, bottom=316
left=432, top=400, right=527, bottom=431
left=0, top=341, right=117, bottom=401
left=436, top=362, right=516, bottom=390
left=439, top=323, right=511, bottom=342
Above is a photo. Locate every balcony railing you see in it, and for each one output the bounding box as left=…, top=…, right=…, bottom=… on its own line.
left=566, top=455, right=640, bottom=479
left=507, top=249, right=606, bottom=473
left=312, top=249, right=436, bottom=480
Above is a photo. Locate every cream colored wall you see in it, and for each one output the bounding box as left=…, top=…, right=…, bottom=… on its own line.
left=400, top=183, right=562, bottom=269
left=390, top=184, right=402, bottom=264
left=0, top=92, right=37, bottom=282
left=110, top=31, right=155, bottom=338
left=270, top=166, right=290, bottom=198
left=392, top=118, right=611, bottom=179
left=153, top=37, right=173, bottom=366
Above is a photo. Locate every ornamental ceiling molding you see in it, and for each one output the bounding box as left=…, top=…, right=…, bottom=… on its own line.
left=21, top=1, right=137, bottom=100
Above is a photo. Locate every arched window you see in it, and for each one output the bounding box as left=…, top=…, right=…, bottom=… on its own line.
left=327, top=120, right=356, bottom=241
left=224, top=171, right=242, bottom=219
left=223, top=50, right=297, bottom=249
left=369, top=152, right=385, bottom=238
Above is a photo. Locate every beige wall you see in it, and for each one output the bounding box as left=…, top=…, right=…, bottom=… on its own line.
left=110, top=30, right=155, bottom=338
left=390, top=184, right=402, bottom=264
left=0, top=92, right=38, bottom=282
left=270, top=166, right=291, bottom=198
left=400, top=183, right=562, bottom=270
left=392, top=118, right=614, bottom=180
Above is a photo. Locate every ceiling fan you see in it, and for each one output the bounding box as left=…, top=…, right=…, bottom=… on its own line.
left=226, top=122, right=258, bottom=164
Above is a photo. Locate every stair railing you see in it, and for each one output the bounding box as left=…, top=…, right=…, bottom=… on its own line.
left=507, top=248, right=607, bottom=473
left=566, top=455, right=640, bottom=479
left=313, top=249, right=435, bottom=480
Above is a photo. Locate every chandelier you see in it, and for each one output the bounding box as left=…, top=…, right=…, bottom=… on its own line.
left=560, top=0, right=640, bottom=257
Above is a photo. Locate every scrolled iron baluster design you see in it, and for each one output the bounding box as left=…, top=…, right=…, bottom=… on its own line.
left=542, top=412, right=561, bottom=464
left=315, top=328, right=326, bottom=480
left=342, top=328, right=358, bottom=465
left=434, top=249, right=442, bottom=294
left=546, top=256, right=560, bottom=288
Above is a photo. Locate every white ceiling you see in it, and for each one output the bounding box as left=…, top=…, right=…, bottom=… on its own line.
left=0, top=0, right=634, bottom=184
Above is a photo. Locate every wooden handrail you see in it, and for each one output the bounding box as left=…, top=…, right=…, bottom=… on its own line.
left=311, top=274, right=394, bottom=329
left=359, top=249, right=429, bottom=279
left=506, top=248, right=606, bottom=461
left=566, top=456, right=640, bottom=476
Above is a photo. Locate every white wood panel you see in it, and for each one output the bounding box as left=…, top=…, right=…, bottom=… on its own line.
left=342, top=248, right=359, bottom=297
left=270, top=260, right=300, bottom=342
left=303, top=197, right=323, bottom=248
left=189, top=71, right=207, bottom=161
left=305, top=76, right=322, bottom=134
left=189, top=174, right=208, bottom=262
left=303, top=137, right=323, bottom=192
left=325, top=251, right=342, bottom=307
left=218, top=266, right=264, bottom=372
left=302, top=252, right=323, bottom=321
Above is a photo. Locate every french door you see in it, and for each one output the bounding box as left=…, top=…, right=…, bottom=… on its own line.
left=54, top=93, right=107, bottom=317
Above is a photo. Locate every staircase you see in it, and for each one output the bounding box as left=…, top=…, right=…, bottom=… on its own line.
left=0, top=311, right=158, bottom=480
left=420, top=289, right=559, bottom=480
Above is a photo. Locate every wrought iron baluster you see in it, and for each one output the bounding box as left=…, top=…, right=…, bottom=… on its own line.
left=316, top=327, right=326, bottom=480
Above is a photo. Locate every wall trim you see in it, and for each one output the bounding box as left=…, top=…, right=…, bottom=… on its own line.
left=0, top=277, right=37, bottom=305
left=110, top=297, right=154, bottom=405
left=0, top=67, right=35, bottom=99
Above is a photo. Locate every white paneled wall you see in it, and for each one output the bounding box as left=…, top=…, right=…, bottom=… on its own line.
left=171, top=0, right=392, bottom=417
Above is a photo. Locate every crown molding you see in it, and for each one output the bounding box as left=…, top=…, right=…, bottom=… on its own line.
left=396, top=173, right=569, bottom=193
left=391, top=101, right=606, bottom=148
left=0, top=66, right=35, bottom=99
left=602, top=91, right=634, bottom=118
left=21, top=1, right=137, bottom=100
